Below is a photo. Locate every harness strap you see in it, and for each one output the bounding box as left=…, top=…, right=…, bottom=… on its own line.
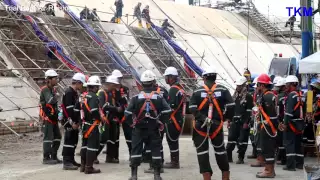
left=84, top=120, right=99, bottom=138
left=259, top=91, right=277, bottom=135
left=169, top=85, right=186, bottom=132
left=289, top=91, right=303, bottom=134
left=39, top=104, right=56, bottom=124
left=131, top=91, right=157, bottom=127
left=82, top=95, right=101, bottom=137
left=195, top=84, right=224, bottom=139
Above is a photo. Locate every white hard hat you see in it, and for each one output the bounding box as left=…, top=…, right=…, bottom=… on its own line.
left=111, top=69, right=123, bottom=78
left=202, top=66, right=217, bottom=77
left=106, top=75, right=120, bottom=84
left=273, top=76, right=282, bottom=84
left=72, top=73, right=86, bottom=84
left=234, top=76, right=247, bottom=86
left=140, top=70, right=156, bottom=82
left=45, top=69, right=58, bottom=78
left=275, top=78, right=286, bottom=87
left=253, top=77, right=258, bottom=84
left=86, top=75, right=102, bottom=86
left=285, top=75, right=299, bottom=83
left=252, top=77, right=258, bottom=88
left=163, top=66, right=178, bottom=76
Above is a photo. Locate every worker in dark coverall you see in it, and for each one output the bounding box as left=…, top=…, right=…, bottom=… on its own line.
left=226, top=76, right=253, bottom=164
left=79, top=75, right=102, bottom=174
left=282, top=75, right=304, bottom=171
left=112, top=70, right=132, bottom=158
left=162, top=67, right=186, bottom=169
left=304, top=78, right=320, bottom=156
left=142, top=5, right=151, bottom=29
left=250, top=76, right=268, bottom=169
left=248, top=76, right=259, bottom=159
left=189, top=67, right=234, bottom=180
left=40, top=69, right=61, bottom=165
left=273, top=77, right=287, bottom=165
left=61, top=73, right=86, bottom=170
left=254, top=74, right=278, bottom=178
left=134, top=2, right=143, bottom=28
left=161, top=19, right=176, bottom=38
left=95, top=75, right=121, bottom=164
left=125, top=70, right=171, bottom=180
left=114, top=0, right=123, bottom=23
left=144, top=83, right=169, bottom=174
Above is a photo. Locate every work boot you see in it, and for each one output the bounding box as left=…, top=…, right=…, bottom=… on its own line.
left=283, top=166, right=296, bottom=171
left=154, top=167, right=162, bottom=180
left=296, top=164, right=303, bottom=170
left=105, top=156, right=119, bottom=163
left=163, top=156, right=180, bottom=169
left=42, top=156, right=58, bottom=165
left=144, top=163, right=164, bottom=173
left=71, top=157, right=81, bottom=167
left=52, top=154, right=62, bottom=164
left=84, top=166, right=101, bottom=174
left=256, top=164, right=275, bottom=178
left=80, top=158, right=85, bottom=173
left=236, top=158, right=244, bottom=164
left=128, top=166, right=138, bottom=180
left=63, top=157, right=79, bottom=170
left=250, top=155, right=265, bottom=167
left=85, top=153, right=101, bottom=174
left=222, top=171, right=230, bottom=180
left=202, top=172, right=211, bottom=180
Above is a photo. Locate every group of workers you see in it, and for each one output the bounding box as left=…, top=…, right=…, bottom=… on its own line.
left=39, top=65, right=316, bottom=180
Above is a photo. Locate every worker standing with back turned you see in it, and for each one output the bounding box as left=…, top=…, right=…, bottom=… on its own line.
left=40, top=69, right=61, bottom=165
left=189, top=67, right=234, bottom=180
left=125, top=70, right=171, bottom=180
left=282, top=75, right=304, bottom=171
left=255, top=74, right=278, bottom=178
left=163, top=67, right=186, bottom=169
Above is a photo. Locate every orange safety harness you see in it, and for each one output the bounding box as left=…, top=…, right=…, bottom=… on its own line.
left=286, top=91, right=304, bottom=135
left=193, top=84, right=224, bottom=140
left=81, top=93, right=100, bottom=139
left=39, top=86, right=57, bottom=125
left=169, top=85, right=186, bottom=132
left=131, top=91, right=159, bottom=128
left=259, top=91, right=277, bottom=136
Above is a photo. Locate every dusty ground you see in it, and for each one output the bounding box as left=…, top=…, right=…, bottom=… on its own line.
left=0, top=129, right=312, bottom=180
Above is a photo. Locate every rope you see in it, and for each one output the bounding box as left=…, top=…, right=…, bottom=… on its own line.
left=165, top=117, right=186, bottom=142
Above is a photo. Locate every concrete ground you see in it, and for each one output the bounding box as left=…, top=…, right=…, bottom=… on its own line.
left=0, top=130, right=311, bottom=180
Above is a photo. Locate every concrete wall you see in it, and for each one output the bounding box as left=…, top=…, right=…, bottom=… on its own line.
left=0, top=77, right=39, bottom=122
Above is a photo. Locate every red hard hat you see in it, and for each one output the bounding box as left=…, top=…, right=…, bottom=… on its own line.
left=257, top=73, right=272, bottom=84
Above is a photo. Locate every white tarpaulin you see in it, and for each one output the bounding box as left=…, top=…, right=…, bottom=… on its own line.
left=299, top=52, right=320, bottom=74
